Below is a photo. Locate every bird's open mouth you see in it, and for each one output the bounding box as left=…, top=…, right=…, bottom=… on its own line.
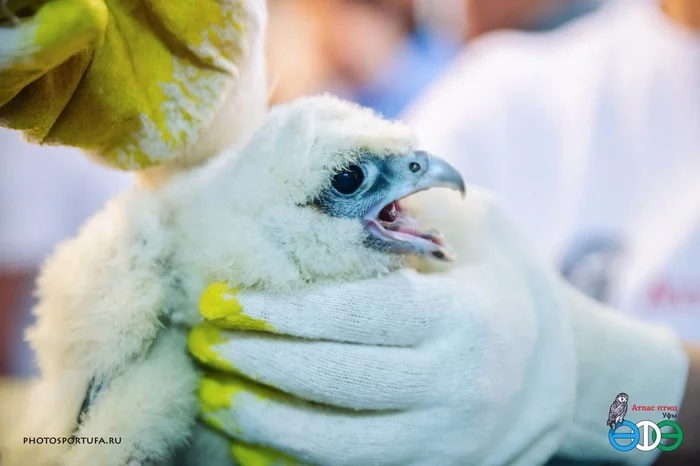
left=365, top=197, right=453, bottom=261
left=360, top=152, right=465, bottom=261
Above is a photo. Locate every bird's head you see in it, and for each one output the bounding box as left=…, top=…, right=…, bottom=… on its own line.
left=617, top=393, right=629, bottom=403
left=181, top=95, right=465, bottom=284
left=313, top=149, right=464, bottom=261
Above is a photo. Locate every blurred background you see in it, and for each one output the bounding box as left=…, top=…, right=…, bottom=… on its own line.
left=3, top=0, right=700, bottom=379
left=265, top=0, right=600, bottom=112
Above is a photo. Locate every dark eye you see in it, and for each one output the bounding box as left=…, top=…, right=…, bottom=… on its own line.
left=331, top=165, right=364, bottom=195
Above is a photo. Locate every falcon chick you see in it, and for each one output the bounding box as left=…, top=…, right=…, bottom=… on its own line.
left=7, top=95, right=465, bottom=466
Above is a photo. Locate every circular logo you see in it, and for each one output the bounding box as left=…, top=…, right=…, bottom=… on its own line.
left=609, top=420, right=640, bottom=452
left=656, top=420, right=684, bottom=452
left=609, top=420, right=683, bottom=452
left=635, top=421, right=662, bottom=451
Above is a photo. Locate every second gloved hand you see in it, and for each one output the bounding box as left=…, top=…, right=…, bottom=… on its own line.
left=0, top=0, right=266, bottom=170
left=188, top=189, right=689, bottom=466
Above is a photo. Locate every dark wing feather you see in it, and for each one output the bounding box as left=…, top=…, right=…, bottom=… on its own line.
left=618, top=402, right=627, bottom=419
left=612, top=401, right=626, bottom=417
left=607, top=401, right=620, bottom=426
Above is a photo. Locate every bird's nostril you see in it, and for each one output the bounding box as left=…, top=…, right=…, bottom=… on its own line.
left=409, top=162, right=421, bottom=173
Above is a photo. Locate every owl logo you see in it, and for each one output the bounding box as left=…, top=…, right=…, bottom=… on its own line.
left=607, top=392, right=629, bottom=429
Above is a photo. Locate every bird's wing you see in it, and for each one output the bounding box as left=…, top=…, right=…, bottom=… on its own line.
left=613, top=402, right=626, bottom=417
left=5, top=191, right=171, bottom=464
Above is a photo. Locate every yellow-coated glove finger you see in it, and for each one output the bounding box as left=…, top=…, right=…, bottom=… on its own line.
left=188, top=321, right=240, bottom=372
left=0, top=0, right=262, bottom=170
left=198, top=373, right=302, bottom=466
left=0, top=0, right=106, bottom=104
left=188, top=282, right=276, bottom=372
left=231, top=442, right=300, bottom=466
left=198, top=282, right=277, bottom=332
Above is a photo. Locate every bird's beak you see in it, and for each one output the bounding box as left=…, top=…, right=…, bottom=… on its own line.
left=412, top=151, right=466, bottom=199
left=366, top=151, right=466, bottom=218
left=364, top=151, right=466, bottom=261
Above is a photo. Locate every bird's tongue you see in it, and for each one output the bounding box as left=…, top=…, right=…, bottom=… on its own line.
left=378, top=201, right=400, bottom=223
left=379, top=201, right=445, bottom=247
left=384, top=222, right=444, bottom=246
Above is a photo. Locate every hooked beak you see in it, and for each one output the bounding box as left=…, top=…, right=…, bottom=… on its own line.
left=364, top=151, right=466, bottom=261
left=413, top=152, right=466, bottom=199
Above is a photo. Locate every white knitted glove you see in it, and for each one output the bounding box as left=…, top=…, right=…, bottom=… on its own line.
left=188, top=189, right=689, bottom=466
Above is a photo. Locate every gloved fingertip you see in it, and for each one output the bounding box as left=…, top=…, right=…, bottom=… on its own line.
left=187, top=322, right=236, bottom=371
left=199, top=373, right=296, bottom=439
left=200, top=283, right=276, bottom=333
left=200, top=374, right=241, bottom=413
left=201, top=372, right=293, bottom=407
left=231, top=442, right=300, bottom=466
left=200, top=283, right=243, bottom=317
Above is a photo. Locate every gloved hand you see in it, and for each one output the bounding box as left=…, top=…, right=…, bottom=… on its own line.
left=0, top=0, right=266, bottom=170
left=188, top=189, right=690, bottom=466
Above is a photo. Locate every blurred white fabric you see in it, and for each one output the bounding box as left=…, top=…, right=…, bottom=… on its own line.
left=405, top=0, right=700, bottom=341
left=0, top=130, right=134, bottom=270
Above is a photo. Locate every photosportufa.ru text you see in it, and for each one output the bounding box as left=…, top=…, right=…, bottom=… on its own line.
left=23, top=437, right=121, bottom=445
